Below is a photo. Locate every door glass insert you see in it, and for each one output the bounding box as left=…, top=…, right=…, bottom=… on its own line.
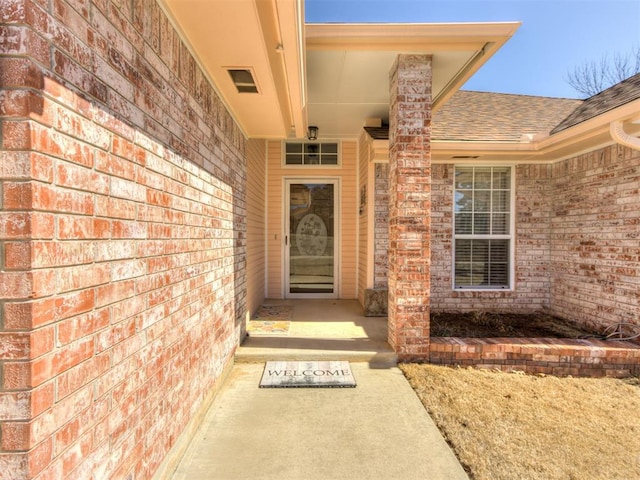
left=288, top=183, right=335, bottom=294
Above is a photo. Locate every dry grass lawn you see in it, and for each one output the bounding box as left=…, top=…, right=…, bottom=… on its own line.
left=401, top=364, right=640, bottom=480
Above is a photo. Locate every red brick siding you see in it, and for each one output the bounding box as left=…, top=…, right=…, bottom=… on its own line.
left=375, top=149, right=638, bottom=336
left=387, top=55, right=432, bottom=359
left=1, top=1, right=246, bottom=479
left=550, top=144, right=640, bottom=332
left=430, top=164, right=552, bottom=312
left=430, top=337, right=640, bottom=378
left=374, top=163, right=389, bottom=289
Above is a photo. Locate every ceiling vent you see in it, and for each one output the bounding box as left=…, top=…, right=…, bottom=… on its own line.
left=227, top=69, right=259, bottom=93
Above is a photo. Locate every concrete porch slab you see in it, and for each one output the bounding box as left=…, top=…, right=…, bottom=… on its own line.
left=237, top=300, right=396, bottom=366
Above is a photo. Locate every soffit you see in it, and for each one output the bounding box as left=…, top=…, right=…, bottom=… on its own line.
left=307, top=49, right=478, bottom=138
left=305, top=22, right=521, bottom=139
left=155, top=3, right=519, bottom=141
left=159, top=0, right=306, bottom=139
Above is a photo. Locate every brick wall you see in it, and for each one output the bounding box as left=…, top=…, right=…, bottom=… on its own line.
left=375, top=147, right=638, bottom=333
left=387, top=55, right=432, bottom=359
left=373, top=163, right=389, bottom=289
left=1, top=1, right=246, bottom=478
left=550, top=144, right=640, bottom=332
left=430, top=337, right=640, bottom=378
left=430, top=163, right=552, bottom=312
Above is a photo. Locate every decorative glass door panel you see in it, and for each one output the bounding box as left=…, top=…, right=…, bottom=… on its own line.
left=286, top=181, right=338, bottom=297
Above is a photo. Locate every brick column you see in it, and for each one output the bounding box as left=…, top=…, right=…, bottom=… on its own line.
left=387, top=55, right=432, bottom=361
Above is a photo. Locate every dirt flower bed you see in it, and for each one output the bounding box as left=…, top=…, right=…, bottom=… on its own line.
left=401, top=364, right=640, bottom=480
left=431, top=311, right=598, bottom=338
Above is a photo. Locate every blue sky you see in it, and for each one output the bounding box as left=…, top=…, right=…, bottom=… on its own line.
left=305, top=0, right=640, bottom=99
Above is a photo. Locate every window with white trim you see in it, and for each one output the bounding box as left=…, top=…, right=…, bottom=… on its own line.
left=285, top=142, right=338, bottom=166
left=453, top=166, right=512, bottom=289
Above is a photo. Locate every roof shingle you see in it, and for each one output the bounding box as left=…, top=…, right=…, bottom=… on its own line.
left=365, top=90, right=583, bottom=142
left=365, top=76, right=640, bottom=143
left=432, top=91, right=582, bottom=142
left=551, top=72, right=640, bottom=134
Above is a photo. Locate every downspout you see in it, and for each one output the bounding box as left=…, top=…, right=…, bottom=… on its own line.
left=610, top=120, right=640, bottom=151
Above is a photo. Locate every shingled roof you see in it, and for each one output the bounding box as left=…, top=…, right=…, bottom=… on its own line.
left=365, top=90, right=583, bottom=142
left=432, top=90, right=583, bottom=142
left=551, top=72, right=640, bottom=134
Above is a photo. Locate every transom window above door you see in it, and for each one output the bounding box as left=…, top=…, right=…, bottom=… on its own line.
left=285, top=142, right=339, bottom=166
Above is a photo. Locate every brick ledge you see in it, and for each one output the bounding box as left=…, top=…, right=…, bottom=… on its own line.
left=429, top=337, right=640, bottom=378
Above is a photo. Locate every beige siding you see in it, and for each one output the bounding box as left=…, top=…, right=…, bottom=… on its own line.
left=266, top=140, right=358, bottom=299
left=341, top=141, right=358, bottom=298
left=266, top=141, right=283, bottom=298
left=357, top=132, right=370, bottom=306
left=246, top=138, right=266, bottom=316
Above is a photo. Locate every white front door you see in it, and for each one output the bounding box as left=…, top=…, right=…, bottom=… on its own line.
left=285, top=179, right=339, bottom=298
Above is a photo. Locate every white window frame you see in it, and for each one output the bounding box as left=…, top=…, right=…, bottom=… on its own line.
left=452, top=165, right=515, bottom=291
left=282, top=141, right=341, bottom=168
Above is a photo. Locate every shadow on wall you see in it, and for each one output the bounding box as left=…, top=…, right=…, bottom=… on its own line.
left=0, top=8, right=248, bottom=476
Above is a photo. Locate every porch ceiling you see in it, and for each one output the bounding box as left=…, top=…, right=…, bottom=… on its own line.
left=158, top=1, right=520, bottom=140
left=307, top=49, right=482, bottom=138
left=306, top=22, right=520, bottom=139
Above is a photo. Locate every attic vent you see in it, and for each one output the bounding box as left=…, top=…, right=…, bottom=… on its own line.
left=228, top=69, right=259, bottom=93
left=451, top=155, right=479, bottom=159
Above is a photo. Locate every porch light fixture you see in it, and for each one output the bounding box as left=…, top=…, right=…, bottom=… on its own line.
left=307, top=126, right=318, bottom=141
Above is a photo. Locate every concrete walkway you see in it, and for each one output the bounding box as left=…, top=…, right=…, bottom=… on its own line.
left=169, top=362, right=469, bottom=480
left=167, top=301, right=468, bottom=479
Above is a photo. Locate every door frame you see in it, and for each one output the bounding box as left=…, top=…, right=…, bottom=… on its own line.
left=283, top=177, right=341, bottom=299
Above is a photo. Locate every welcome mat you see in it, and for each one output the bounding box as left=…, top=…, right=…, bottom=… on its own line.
left=251, top=305, right=293, bottom=320
left=247, top=320, right=290, bottom=336
left=259, top=361, right=357, bottom=388
left=248, top=305, right=293, bottom=336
